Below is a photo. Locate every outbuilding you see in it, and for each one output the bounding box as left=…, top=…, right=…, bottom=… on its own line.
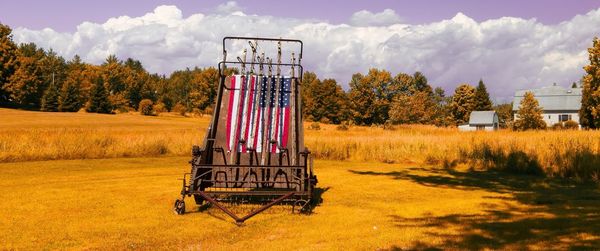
left=458, top=111, right=499, bottom=131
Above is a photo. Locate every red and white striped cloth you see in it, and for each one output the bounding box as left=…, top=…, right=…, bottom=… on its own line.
left=226, top=75, right=292, bottom=153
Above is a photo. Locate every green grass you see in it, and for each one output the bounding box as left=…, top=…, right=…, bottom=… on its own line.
left=1, top=157, right=599, bottom=250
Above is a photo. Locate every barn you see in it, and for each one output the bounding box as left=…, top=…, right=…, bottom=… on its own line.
left=458, top=111, right=499, bottom=131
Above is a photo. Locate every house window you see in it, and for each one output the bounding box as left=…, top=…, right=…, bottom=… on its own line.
left=548, top=115, right=551, bottom=119
left=559, top=114, right=570, bottom=122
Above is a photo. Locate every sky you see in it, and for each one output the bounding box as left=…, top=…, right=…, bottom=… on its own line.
left=2, top=0, right=600, bottom=101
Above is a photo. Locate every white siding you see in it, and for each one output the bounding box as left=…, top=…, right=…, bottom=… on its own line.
left=513, top=112, right=579, bottom=126
left=459, top=124, right=497, bottom=132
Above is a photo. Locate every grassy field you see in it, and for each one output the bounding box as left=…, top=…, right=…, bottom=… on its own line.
left=1, top=108, right=600, bottom=249
left=2, top=108, right=599, bottom=180
left=0, top=108, right=207, bottom=162
left=2, top=157, right=599, bottom=250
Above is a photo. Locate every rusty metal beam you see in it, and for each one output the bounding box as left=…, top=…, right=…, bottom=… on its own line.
left=238, top=192, right=295, bottom=223
left=195, top=191, right=295, bottom=224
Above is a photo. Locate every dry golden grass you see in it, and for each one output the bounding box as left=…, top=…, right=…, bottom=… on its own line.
left=0, top=108, right=207, bottom=162
left=2, top=108, right=599, bottom=179
left=2, top=157, right=598, bottom=250
left=306, top=123, right=600, bottom=180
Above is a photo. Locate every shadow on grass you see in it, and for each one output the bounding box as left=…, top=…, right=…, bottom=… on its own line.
left=349, top=168, right=600, bottom=250
left=463, top=142, right=600, bottom=180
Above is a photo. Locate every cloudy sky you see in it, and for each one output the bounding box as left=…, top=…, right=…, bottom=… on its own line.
left=2, top=0, right=600, bottom=102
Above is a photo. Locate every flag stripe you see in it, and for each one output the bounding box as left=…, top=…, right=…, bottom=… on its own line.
left=226, top=76, right=237, bottom=151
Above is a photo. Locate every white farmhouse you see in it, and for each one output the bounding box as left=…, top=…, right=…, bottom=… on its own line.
left=458, top=111, right=499, bottom=131
left=512, top=84, right=582, bottom=127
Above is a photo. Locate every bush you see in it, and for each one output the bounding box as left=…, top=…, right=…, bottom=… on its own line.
left=109, top=94, right=128, bottom=113
left=203, top=107, right=214, bottom=116
left=336, top=124, right=349, bottom=131
left=319, top=117, right=331, bottom=124
left=383, top=121, right=396, bottom=131
left=172, top=103, right=186, bottom=116
left=154, top=102, right=166, bottom=114
left=551, top=120, right=580, bottom=130
left=139, top=99, right=154, bottom=116
left=192, top=108, right=202, bottom=117
left=564, top=120, right=579, bottom=130
left=336, top=121, right=350, bottom=131
left=551, top=122, right=564, bottom=130
left=308, top=122, right=321, bottom=130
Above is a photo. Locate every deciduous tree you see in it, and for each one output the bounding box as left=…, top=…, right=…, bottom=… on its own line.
left=348, top=69, right=393, bottom=125
left=494, top=103, right=514, bottom=128
left=389, top=91, right=433, bottom=124
left=514, top=92, right=546, bottom=130
left=6, top=44, right=45, bottom=108
left=580, top=37, right=600, bottom=129
left=0, top=23, right=18, bottom=104
left=449, top=84, right=476, bottom=125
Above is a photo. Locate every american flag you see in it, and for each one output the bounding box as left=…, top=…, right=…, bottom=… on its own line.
left=226, top=75, right=291, bottom=153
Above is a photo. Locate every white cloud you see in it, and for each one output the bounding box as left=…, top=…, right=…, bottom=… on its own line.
left=215, top=1, right=243, bottom=14
left=11, top=5, right=600, bottom=100
left=349, top=9, right=403, bottom=26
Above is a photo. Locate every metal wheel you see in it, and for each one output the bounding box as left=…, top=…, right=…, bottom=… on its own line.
left=174, top=199, right=186, bottom=215
left=293, top=200, right=309, bottom=214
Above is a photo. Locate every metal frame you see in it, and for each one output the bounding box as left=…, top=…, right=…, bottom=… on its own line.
left=174, top=37, right=317, bottom=224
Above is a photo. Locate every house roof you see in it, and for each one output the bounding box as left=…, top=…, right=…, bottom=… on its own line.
left=469, top=111, right=497, bottom=125
left=512, top=85, right=582, bottom=111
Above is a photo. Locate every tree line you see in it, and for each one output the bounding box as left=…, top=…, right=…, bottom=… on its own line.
left=1, top=23, right=227, bottom=115
left=303, top=69, right=508, bottom=127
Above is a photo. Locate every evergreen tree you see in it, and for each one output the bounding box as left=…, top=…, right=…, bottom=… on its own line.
left=59, top=77, right=82, bottom=112
left=123, top=67, right=144, bottom=110
left=39, top=49, right=67, bottom=99
left=449, top=84, right=476, bottom=125
left=572, top=82, right=578, bottom=88
left=580, top=37, right=600, bottom=129
left=474, top=79, right=493, bottom=111
left=432, top=87, right=453, bottom=126
left=59, top=55, right=84, bottom=112
left=40, top=78, right=60, bottom=112
left=87, top=77, right=112, bottom=114
left=514, top=92, right=546, bottom=130
left=0, top=23, right=18, bottom=104
left=412, top=71, right=433, bottom=94
left=102, top=55, right=126, bottom=94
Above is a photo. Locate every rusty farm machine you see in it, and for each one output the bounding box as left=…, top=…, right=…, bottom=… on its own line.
left=173, top=37, right=318, bottom=224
